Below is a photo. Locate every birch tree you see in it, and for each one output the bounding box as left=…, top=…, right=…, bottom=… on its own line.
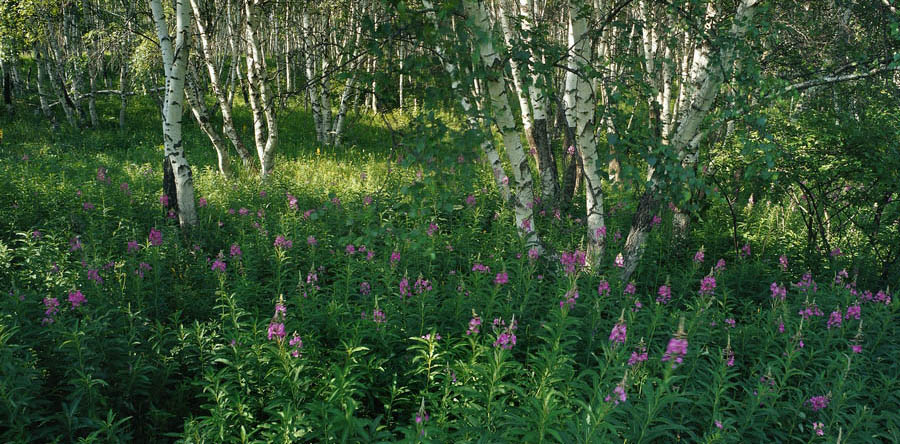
left=465, top=0, right=541, bottom=251
left=149, top=0, right=198, bottom=227
left=620, top=0, right=763, bottom=280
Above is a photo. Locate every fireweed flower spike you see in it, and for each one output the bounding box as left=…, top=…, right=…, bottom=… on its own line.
left=267, top=295, right=287, bottom=341
left=662, top=317, right=689, bottom=369
left=609, top=309, right=627, bottom=346
left=605, top=374, right=628, bottom=405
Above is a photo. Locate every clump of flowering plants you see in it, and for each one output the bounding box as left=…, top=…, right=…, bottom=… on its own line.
left=1, top=121, right=898, bottom=443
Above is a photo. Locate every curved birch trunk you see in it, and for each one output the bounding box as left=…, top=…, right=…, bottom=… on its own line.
left=621, top=0, right=761, bottom=280
left=423, top=0, right=510, bottom=202
left=465, top=0, right=541, bottom=252
left=185, top=66, right=232, bottom=178
left=190, top=0, right=253, bottom=168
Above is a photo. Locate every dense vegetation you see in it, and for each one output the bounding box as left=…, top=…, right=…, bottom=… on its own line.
left=1, top=96, right=898, bottom=442
left=2, top=0, right=900, bottom=442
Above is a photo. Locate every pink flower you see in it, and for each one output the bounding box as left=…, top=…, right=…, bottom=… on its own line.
left=67, top=290, right=86, bottom=308
left=415, top=277, right=432, bottom=294
left=467, top=315, right=482, bottom=335
left=806, top=395, right=830, bottom=411
left=850, top=343, right=862, bottom=353
left=624, top=282, right=636, bottom=295
left=798, top=303, right=824, bottom=320
left=812, top=421, right=824, bottom=436
left=159, top=194, right=169, bottom=207
left=560, top=250, right=586, bottom=274
left=42, top=297, right=60, bottom=324
left=363, top=195, right=373, bottom=206
left=346, top=244, right=357, bottom=255
left=693, top=250, right=705, bottom=263
left=614, top=253, right=625, bottom=268
left=826, top=310, right=842, bottom=329
left=472, top=263, right=490, bottom=273
left=148, top=228, right=163, bottom=246
left=845, top=304, right=861, bottom=320
left=198, top=197, right=207, bottom=207
left=372, top=309, right=386, bottom=324
left=492, top=317, right=518, bottom=349
left=699, top=275, right=716, bottom=295
left=779, top=255, right=788, bottom=271
left=230, top=244, right=242, bottom=257
left=597, top=280, right=610, bottom=296
left=289, top=333, right=303, bottom=357
left=360, top=281, right=371, bottom=295
left=494, top=272, right=509, bottom=285
left=86, top=269, right=103, bottom=284
left=267, top=322, right=285, bottom=340
left=651, top=215, right=662, bottom=227
left=770, top=282, right=786, bottom=300
left=715, top=259, right=726, bottom=271
left=390, top=251, right=401, bottom=264
left=609, top=322, right=627, bottom=345
left=740, top=244, right=751, bottom=258
left=605, top=382, right=627, bottom=405
left=528, top=248, right=540, bottom=261
left=656, top=285, right=672, bottom=304
left=211, top=259, right=226, bottom=273
left=399, top=277, right=410, bottom=298
left=520, top=218, right=532, bottom=232
left=466, top=194, right=476, bottom=206
left=306, top=236, right=317, bottom=246
left=274, top=235, right=293, bottom=249
left=426, top=222, right=438, bottom=236
left=628, top=346, right=648, bottom=366
left=559, top=289, right=579, bottom=309
left=662, top=337, right=688, bottom=368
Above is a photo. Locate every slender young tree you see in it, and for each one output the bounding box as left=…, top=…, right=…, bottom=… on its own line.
left=149, top=0, right=198, bottom=227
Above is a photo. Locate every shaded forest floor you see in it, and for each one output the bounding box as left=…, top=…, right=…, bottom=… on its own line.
left=0, top=99, right=898, bottom=442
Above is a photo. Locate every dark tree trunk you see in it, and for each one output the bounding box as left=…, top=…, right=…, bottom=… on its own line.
left=163, top=158, right=180, bottom=216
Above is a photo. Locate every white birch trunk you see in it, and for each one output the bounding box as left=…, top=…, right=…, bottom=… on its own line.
left=185, top=67, right=232, bottom=177
left=465, top=0, right=541, bottom=251
left=149, top=0, right=198, bottom=227
left=423, top=0, right=511, bottom=202
left=569, top=1, right=606, bottom=265
left=244, top=0, right=279, bottom=177
left=190, top=0, right=253, bottom=168
left=621, top=0, right=761, bottom=280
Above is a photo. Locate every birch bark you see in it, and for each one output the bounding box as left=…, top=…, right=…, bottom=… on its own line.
left=465, top=0, right=541, bottom=251
left=149, top=0, right=198, bottom=227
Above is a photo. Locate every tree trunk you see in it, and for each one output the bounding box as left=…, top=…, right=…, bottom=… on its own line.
left=150, top=0, right=197, bottom=227
left=244, top=0, right=278, bottom=176
left=465, top=0, right=541, bottom=252
left=118, top=62, right=128, bottom=129
left=34, top=46, right=58, bottom=129
left=186, top=67, right=232, bottom=177
left=423, top=0, right=511, bottom=202
left=569, top=2, right=607, bottom=265
left=190, top=0, right=253, bottom=168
